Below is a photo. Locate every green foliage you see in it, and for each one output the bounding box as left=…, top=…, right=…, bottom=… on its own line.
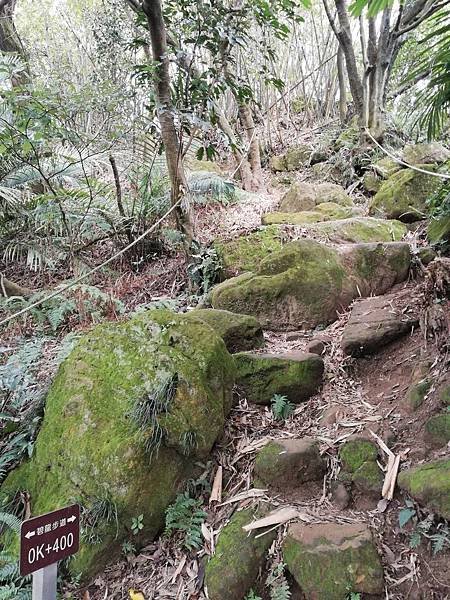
left=271, top=394, right=295, bottom=421
left=0, top=512, right=31, bottom=597
left=188, top=172, right=236, bottom=205
left=82, top=497, right=118, bottom=545
left=121, top=540, right=136, bottom=555
left=266, top=562, right=291, bottom=600
left=164, top=491, right=207, bottom=551
left=0, top=285, right=125, bottom=333
left=131, top=514, right=144, bottom=535
left=399, top=500, right=450, bottom=554
left=187, top=242, right=222, bottom=295
left=245, top=591, right=262, bottom=600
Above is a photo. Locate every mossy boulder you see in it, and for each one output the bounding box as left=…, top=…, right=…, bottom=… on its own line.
left=234, top=351, right=324, bottom=405
left=270, top=145, right=311, bottom=172
left=186, top=158, right=224, bottom=175
left=211, top=239, right=411, bottom=331
left=441, top=385, right=450, bottom=406
left=405, top=379, right=432, bottom=412
left=279, top=181, right=317, bottom=212
left=254, top=438, right=325, bottom=489
left=425, top=413, right=450, bottom=447
left=1, top=310, right=236, bottom=579
left=283, top=523, right=384, bottom=599
left=214, top=226, right=283, bottom=278
left=204, top=508, right=276, bottom=600
left=262, top=210, right=327, bottom=225
left=402, top=142, right=450, bottom=165
left=188, top=309, right=264, bottom=353
left=373, top=157, right=401, bottom=179
left=334, top=119, right=360, bottom=150
left=340, top=438, right=382, bottom=495
left=428, top=214, right=450, bottom=247
left=309, top=217, right=407, bottom=243
left=363, top=172, right=382, bottom=193
left=369, top=166, right=441, bottom=222
left=279, top=182, right=353, bottom=213
left=398, top=458, right=450, bottom=520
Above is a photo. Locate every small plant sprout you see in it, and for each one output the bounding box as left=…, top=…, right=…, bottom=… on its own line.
left=271, top=394, right=295, bottom=421
left=131, top=514, right=144, bottom=535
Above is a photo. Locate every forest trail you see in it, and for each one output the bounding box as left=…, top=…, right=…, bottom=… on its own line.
left=76, top=150, right=449, bottom=600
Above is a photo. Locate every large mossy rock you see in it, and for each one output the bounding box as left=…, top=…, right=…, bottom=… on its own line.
left=279, top=182, right=353, bottom=213
left=398, top=459, right=450, bottom=520
left=254, top=438, right=325, bottom=489
left=425, top=413, right=450, bottom=447
left=373, top=157, right=401, bottom=179
left=262, top=202, right=358, bottom=225
left=283, top=523, right=384, bottom=599
left=211, top=239, right=410, bottom=331
left=214, top=226, right=283, bottom=277
left=234, top=351, right=324, bottom=404
left=428, top=214, right=450, bottom=247
left=270, top=145, right=311, bottom=172
left=369, top=166, right=441, bottom=222
left=402, top=142, right=450, bottom=165
left=1, top=310, right=236, bottom=578
left=204, top=507, right=276, bottom=600
left=188, top=309, right=264, bottom=353
left=308, top=217, right=406, bottom=243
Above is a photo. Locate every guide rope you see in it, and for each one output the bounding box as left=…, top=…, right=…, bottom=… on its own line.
left=364, top=128, right=450, bottom=180
left=0, top=197, right=184, bottom=328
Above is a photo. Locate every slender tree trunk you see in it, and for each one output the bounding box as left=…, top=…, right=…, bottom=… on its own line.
left=0, top=0, right=30, bottom=86
left=336, top=46, right=347, bottom=123
left=142, top=0, right=193, bottom=254
left=237, top=103, right=264, bottom=191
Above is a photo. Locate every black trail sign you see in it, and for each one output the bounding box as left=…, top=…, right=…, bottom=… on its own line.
left=20, top=504, right=80, bottom=577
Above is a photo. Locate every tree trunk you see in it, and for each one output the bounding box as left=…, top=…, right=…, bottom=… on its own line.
left=0, top=0, right=30, bottom=86
left=237, top=103, right=264, bottom=191
left=336, top=46, right=347, bottom=123
left=142, top=0, right=193, bottom=254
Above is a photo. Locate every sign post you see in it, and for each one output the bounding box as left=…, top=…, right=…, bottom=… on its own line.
left=20, top=504, right=80, bottom=600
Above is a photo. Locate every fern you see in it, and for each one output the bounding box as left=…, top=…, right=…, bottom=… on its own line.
left=267, top=562, right=291, bottom=600
left=188, top=171, right=236, bottom=205
left=271, top=394, right=295, bottom=421
left=164, top=492, right=206, bottom=551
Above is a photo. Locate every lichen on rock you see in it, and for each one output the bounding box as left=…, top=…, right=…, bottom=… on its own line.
left=234, top=351, right=324, bottom=405
left=1, top=309, right=236, bottom=579
left=398, top=458, right=450, bottom=520
left=204, top=507, right=276, bottom=600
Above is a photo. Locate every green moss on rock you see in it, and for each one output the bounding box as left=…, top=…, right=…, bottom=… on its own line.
left=310, top=217, right=406, bottom=243
left=369, top=166, right=441, bottom=222
left=211, top=240, right=411, bottom=331
left=352, top=460, right=383, bottom=493
left=425, top=413, right=450, bottom=447
left=398, top=458, right=450, bottom=520
left=406, top=379, right=431, bottom=411
left=204, top=508, right=276, bottom=600
left=441, top=385, right=450, bottom=406
left=283, top=523, right=384, bottom=599
left=262, top=210, right=329, bottom=225
left=340, top=439, right=378, bottom=472
left=254, top=438, right=325, bottom=488
left=1, top=310, right=236, bottom=579
left=402, top=142, right=450, bottom=165
left=234, top=351, right=324, bottom=405
left=214, top=226, right=283, bottom=277
left=428, top=214, right=450, bottom=246
left=187, top=309, right=264, bottom=353
left=270, top=146, right=311, bottom=172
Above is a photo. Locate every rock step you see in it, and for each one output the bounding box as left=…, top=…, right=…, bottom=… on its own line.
left=212, top=239, right=411, bottom=331
left=234, top=351, right=324, bottom=405
left=341, top=294, right=418, bottom=356
left=283, top=522, right=384, bottom=599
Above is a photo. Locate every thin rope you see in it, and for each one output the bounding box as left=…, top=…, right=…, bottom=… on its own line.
left=0, top=197, right=184, bottom=328
left=364, top=128, right=450, bottom=180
